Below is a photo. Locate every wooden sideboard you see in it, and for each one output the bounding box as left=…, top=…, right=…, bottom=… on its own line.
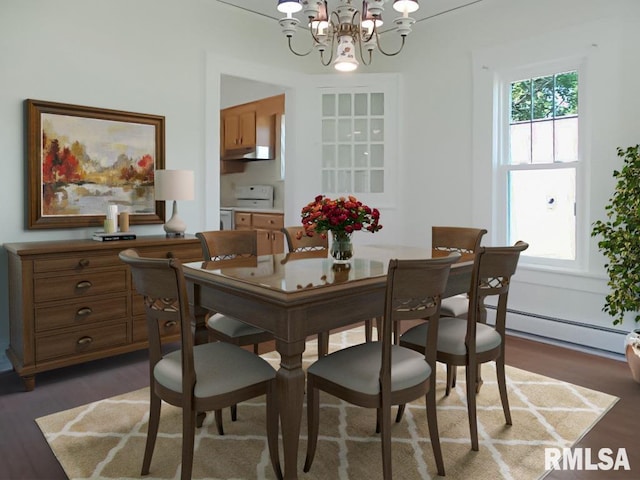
left=4, top=236, right=202, bottom=390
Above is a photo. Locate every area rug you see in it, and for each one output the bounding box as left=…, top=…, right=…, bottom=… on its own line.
left=36, top=327, right=618, bottom=480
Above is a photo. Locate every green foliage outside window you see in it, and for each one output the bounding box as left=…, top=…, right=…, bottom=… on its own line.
left=510, top=71, right=578, bottom=123
left=591, top=145, right=640, bottom=325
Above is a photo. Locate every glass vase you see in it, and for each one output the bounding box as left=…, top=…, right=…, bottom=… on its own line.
left=330, top=230, right=353, bottom=263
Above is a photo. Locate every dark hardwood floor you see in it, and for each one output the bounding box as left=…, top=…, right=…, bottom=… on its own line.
left=0, top=330, right=638, bottom=479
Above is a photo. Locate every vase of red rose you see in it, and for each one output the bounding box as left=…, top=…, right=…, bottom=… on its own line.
left=300, top=195, right=382, bottom=264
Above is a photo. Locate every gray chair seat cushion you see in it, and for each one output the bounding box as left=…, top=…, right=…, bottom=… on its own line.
left=401, top=317, right=502, bottom=357
left=207, top=313, right=267, bottom=338
left=440, top=295, right=469, bottom=318
left=155, top=342, right=276, bottom=398
left=307, top=342, right=431, bottom=396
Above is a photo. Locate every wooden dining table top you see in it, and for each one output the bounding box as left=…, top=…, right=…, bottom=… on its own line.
left=182, top=244, right=472, bottom=301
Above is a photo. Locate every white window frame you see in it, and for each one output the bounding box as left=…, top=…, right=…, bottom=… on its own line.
left=315, top=74, right=400, bottom=210
left=495, top=59, right=587, bottom=270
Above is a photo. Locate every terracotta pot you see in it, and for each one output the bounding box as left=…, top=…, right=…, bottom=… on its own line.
left=624, top=329, right=640, bottom=383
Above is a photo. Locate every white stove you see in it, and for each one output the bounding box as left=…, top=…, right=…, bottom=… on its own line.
left=220, top=185, right=274, bottom=230
left=234, top=185, right=274, bottom=209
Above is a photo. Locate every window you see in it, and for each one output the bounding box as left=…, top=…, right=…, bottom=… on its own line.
left=321, top=91, right=385, bottom=194
left=499, top=67, right=580, bottom=265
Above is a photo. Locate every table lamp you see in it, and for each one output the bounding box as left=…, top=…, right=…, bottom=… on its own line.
left=154, top=169, right=195, bottom=237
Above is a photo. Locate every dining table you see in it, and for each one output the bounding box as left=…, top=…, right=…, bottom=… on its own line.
left=182, top=245, right=474, bottom=480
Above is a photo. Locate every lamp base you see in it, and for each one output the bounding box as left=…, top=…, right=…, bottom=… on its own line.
left=163, top=200, right=187, bottom=237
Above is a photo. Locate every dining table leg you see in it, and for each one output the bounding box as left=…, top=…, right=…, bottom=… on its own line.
left=276, top=338, right=306, bottom=480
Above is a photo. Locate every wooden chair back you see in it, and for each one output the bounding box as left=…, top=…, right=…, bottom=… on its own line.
left=118, top=249, right=195, bottom=392
left=380, top=253, right=461, bottom=385
left=465, top=241, right=529, bottom=353
left=196, top=230, right=258, bottom=262
left=281, top=226, right=328, bottom=252
left=432, top=226, right=487, bottom=262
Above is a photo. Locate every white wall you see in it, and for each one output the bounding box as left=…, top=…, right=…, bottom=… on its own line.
left=395, top=0, right=640, bottom=354
left=0, top=0, right=311, bottom=370
left=1, top=0, right=638, bottom=370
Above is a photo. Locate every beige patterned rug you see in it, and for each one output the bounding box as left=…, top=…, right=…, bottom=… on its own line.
left=37, top=327, right=617, bottom=480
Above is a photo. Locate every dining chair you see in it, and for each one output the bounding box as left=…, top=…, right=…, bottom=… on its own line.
left=303, top=253, right=461, bottom=479
left=196, top=230, right=275, bottom=434
left=431, top=226, right=488, bottom=317
left=429, top=226, right=488, bottom=391
left=399, top=241, right=528, bottom=451
left=118, top=249, right=282, bottom=480
left=282, top=225, right=379, bottom=353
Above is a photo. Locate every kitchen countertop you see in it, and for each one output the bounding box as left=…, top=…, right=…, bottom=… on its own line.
left=220, top=206, right=285, bottom=214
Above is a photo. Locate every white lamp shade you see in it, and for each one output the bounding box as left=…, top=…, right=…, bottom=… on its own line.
left=155, top=170, right=195, bottom=201
left=334, top=36, right=359, bottom=72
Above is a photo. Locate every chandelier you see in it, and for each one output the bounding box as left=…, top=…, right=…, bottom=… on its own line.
left=277, top=0, right=420, bottom=72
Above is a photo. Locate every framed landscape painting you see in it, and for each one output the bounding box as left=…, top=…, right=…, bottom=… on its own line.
left=26, top=99, right=166, bottom=229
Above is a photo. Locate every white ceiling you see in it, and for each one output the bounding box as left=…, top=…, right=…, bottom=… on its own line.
left=217, top=0, right=485, bottom=33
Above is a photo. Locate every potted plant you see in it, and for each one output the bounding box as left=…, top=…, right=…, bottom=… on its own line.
left=591, top=144, right=640, bottom=382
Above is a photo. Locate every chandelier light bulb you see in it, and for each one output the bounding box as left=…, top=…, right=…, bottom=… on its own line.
left=393, top=0, right=420, bottom=14
left=277, top=0, right=303, bottom=14
left=361, top=1, right=383, bottom=32
left=309, top=1, right=329, bottom=35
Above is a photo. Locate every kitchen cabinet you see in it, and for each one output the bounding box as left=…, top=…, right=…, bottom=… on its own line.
left=233, top=211, right=284, bottom=255
left=223, top=110, right=256, bottom=151
left=220, top=94, right=284, bottom=175
left=4, top=236, right=202, bottom=391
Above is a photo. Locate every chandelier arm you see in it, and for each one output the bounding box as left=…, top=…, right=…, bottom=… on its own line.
left=319, top=49, right=333, bottom=66
left=357, top=43, right=373, bottom=66
left=287, top=36, right=313, bottom=57
left=319, top=32, right=337, bottom=66
left=359, top=10, right=376, bottom=44
left=355, top=27, right=373, bottom=66
left=375, top=33, right=407, bottom=57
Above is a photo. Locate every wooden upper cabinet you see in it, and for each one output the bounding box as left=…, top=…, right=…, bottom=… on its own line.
left=223, top=110, right=256, bottom=150
left=220, top=94, right=284, bottom=174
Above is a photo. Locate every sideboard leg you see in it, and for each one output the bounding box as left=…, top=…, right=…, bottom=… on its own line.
left=22, top=375, right=35, bottom=392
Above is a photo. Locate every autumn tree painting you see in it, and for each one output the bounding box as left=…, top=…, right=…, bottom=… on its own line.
left=40, top=112, right=158, bottom=217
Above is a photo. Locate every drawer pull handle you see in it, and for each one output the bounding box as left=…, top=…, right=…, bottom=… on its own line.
left=76, top=281, right=92, bottom=289
left=77, top=336, right=93, bottom=346
left=166, top=251, right=175, bottom=259
left=77, top=307, right=93, bottom=316
left=164, top=320, right=177, bottom=328
left=78, top=259, right=90, bottom=267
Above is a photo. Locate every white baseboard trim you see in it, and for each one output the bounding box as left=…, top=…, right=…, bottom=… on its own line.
left=488, top=306, right=628, bottom=360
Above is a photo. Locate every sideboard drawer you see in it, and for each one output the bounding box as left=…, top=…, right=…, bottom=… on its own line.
left=137, top=245, right=203, bottom=262
left=35, top=294, right=129, bottom=332
left=34, top=269, right=129, bottom=303
left=36, top=323, right=128, bottom=362
left=34, top=254, right=121, bottom=273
